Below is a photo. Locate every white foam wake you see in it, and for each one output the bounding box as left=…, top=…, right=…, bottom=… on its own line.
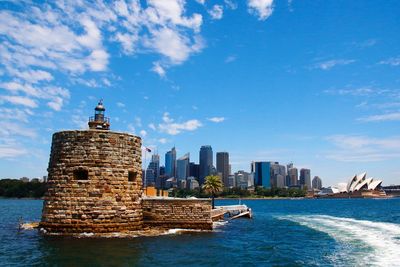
left=278, top=215, right=400, bottom=266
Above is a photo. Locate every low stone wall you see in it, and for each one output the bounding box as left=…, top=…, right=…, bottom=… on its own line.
left=142, top=197, right=213, bottom=230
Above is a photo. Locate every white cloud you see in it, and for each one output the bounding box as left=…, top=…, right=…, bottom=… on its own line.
left=151, top=61, right=166, bottom=77
left=0, top=121, right=37, bottom=138
left=88, top=49, right=109, bottom=71
left=135, top=117, right=142, bottom=127
left=47, top=97, right=64, bottom=111
left=72, top=78, right=99, bottom=88
left=207, top=117, right=225, bottom=123
left=0, top=81, right=38, bottom=96
left=0, top=8, right=109, bottom=75
left=375, top=102, right=400, bottom=109
left=0, top=95, right=38, bottom=108
left=379, top=56, right=400, bottom=66
left=158, top=138, right=168, bottom=144
left=140, top=130, right=147, bottom=137
left=146, top=0, right=203, bottom=31
left=209, top=5, right=224, bottom=20
left=357, top=39, right=377, bottom=48
left=313, top=59, right=355, bottom=70
left=355, top=101, right=368, bottom=108
left=0, top=145, right=28, bottom=158
left=358, top=112, right=400, bottom=122
left=127, top=124, right=136, bottom=134
left=0, top=108, right=29, bottom=122
left=196, top=0, right=206, bottom=4
left=114, top=32, right=138, bottom=55
left=148, top=123, right=156, bottom=130
left=0, top=0, right=206, bottom=116
left=102, top=78, right=111, bottom=87
left=8, top=69, right=53, bottom=84
left=149, top=27, right=203, bottom=65
left=158, top=112, right=202, bottom=135
left=324, top=87, right=385, bottom=97
left=248, top=0, right=274, bottom=20
left=71, top=114, right=87, bottom=130
left=0, top=136, right=29, bottom=159
left=117, top=102, right=125, bottom=108
left=0, top=82, right=69, bottom=107
left=326, top=135, right=400, bottom=162
left=225, top=0, right=238, bottom=10
left=324, top=87, right=400, bottom=100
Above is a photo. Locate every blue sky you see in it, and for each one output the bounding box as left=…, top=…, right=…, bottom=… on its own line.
left=0, top=0, right=399, bottom=186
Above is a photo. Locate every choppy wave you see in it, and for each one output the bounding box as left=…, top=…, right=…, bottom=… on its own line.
left=213, top=220, right=228, bottom=228
left=277, top=215, right=400, bottom=266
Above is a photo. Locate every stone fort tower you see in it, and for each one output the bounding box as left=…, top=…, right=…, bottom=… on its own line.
left=40, top=101, right=143, bottom=234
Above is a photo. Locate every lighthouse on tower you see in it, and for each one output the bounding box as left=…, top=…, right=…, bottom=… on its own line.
left=88, top=99, right=110, bottom=130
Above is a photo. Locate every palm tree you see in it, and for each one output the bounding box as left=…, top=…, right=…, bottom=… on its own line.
left=203, top=175, right=223, bottom=209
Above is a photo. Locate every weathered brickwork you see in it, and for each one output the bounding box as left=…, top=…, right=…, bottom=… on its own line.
left=142, top=198, right=213, bottom=230
left=40, top=130, right=143, bottom=234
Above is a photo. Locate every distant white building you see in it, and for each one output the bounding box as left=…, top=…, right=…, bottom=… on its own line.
left=346, top=172, right=382, bottom=192
left=248, top=173, right=255, bottom=188
left=235, top=171, right=248, bottom=189
left=318, top=172, right=383, bottom=196
left=20, top=177, right=29, bottom=183
left=186, top=177, right=199, bottom=190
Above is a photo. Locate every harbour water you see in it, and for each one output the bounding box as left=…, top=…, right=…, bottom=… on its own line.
left=1, top=198, right=399, bottom=266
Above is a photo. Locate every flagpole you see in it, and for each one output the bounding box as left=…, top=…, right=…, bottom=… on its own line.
left=144, top=147, right=147, bottom=188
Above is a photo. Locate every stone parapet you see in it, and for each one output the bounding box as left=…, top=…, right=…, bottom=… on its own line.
left=142, top=197, right=213, bottom=230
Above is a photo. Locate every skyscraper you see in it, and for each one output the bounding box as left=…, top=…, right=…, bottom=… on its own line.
left=199, top=145, right=213, bottom=185
left=165, top=147, right=176, bottom=177
left=176, top=153, right=190, bottom=181
left=300, top=168, right=311, bottom=190
left=253, top=162, right=271, bottom=188
left=312, top=176, right=322, bottom=190
left=151, top=154, right=160, bottom=177
left=145, top=154, right=160, bottom=186
left=189, top=162, right=200, bottom=179
left=270, top=162, right=286, bottom=188
left=234, top=170, right=250, bottom=189
left=216, top=152, right=230, bottom=188
left=288, top=167, right=298, bottom=187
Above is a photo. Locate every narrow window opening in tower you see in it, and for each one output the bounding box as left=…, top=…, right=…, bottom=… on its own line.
left=74, top=169, right=88, bottom=180
left=128, top=171, right=137, bottom=182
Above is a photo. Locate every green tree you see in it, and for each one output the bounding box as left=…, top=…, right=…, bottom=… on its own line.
left=202, top=175, right=223, bottom=209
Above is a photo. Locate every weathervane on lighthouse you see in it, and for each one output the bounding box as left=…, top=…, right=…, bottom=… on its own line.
left=88, top=99, right=110, bottom=130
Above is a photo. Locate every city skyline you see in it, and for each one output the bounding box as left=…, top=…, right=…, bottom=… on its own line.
left=0, top=1, right=399, bottom=186
left=145, top=144, right=318, bottom=189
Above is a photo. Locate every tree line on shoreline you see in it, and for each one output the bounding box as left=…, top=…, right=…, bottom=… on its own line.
left=0, top=179, right=46, bottom=198
left=170, top=186, right=307, bottom=199
left=0, top=176, right=307, bottom=199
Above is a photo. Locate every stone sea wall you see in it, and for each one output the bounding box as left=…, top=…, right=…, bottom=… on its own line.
left=40, top=130, right=143, bottom=234
left=142, top=197, right=213, bottom=230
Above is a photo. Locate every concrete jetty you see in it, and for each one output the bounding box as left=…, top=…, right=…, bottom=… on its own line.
left=211, top=204, right=253, bottom=221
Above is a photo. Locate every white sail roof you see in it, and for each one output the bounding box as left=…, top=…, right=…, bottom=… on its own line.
left=354, top=179, right=369, bottom=191
left=346, top=175, right=357, bottom=192
left=368, top=180, right=382, bottom=190
left=349, top=172, right=367, bottom=192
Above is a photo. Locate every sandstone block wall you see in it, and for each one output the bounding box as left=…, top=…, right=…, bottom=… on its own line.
left=142, top=198, right=213, bottom=230
left=40, top=130, right=143, bottom=234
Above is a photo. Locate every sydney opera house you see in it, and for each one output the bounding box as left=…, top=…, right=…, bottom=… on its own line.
left=316, top=172, right=386, bottom=198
